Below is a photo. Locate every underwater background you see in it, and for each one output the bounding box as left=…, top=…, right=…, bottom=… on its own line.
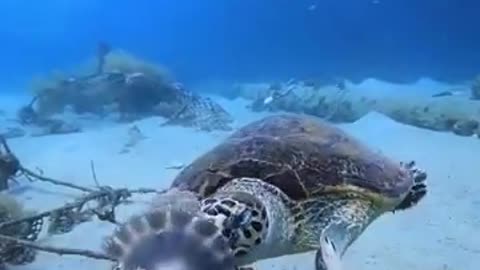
left=1, top=0, right=480, bottom=89
left=0, top=1, right=479, bottom=270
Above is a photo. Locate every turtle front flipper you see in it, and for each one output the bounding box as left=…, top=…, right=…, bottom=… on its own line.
left=103, top=209, right=235, bottom=270
left=301, top=198, right=376, bottom=270
left=316, top=235, right=342, bottom=270
left=395, top=161, right=428, bottom=211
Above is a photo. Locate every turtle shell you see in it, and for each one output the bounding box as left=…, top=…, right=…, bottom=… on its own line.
left=171, top=114, right=413, bottom=202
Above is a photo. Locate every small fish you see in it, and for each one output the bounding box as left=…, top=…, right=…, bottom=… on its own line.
left=125, top=72, right=145, bottom=85
left=165, top=164, right=185, bottom=170
left=172, top=82, right=185, bottom=91
left=336, top=80, right=346, bottom=91
left=263, top=96, right=274, bottom=105
left=431, top=90, right=464, bottom=98
left=286, top=78, right=297, bottom=85
left=308, top=4, right=317, bottom=11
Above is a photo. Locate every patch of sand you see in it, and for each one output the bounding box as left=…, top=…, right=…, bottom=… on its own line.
left=0, top=92, right=477, bottom=270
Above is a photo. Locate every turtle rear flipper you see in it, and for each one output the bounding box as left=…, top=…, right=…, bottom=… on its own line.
left=104, top=209, right=235, bottom=270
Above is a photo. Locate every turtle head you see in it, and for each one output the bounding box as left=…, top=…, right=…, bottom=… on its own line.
left=103, top=209, right=234, bottom=270
left=200, top=191, right=269, bottom=258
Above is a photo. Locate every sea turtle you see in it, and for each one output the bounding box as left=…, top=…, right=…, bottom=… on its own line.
left=106, top=114, right=427, bottom=270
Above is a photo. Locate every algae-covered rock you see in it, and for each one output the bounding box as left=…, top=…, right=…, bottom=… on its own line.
left=452, top=119, right=479, bottom=136
left=236, top=80, right=480, bottom=137
left=375, top=95, right=480, bottom=135
left=25, top=49, right=233, bottom=131
left=244, top=80, right=369, bottom=123
left=28, top=48, right=174, bottom=118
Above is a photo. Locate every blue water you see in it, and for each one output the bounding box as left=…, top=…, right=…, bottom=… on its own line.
left=1, top=0, right=479, bottom=90
left=0, top=2, right=479, bottom=270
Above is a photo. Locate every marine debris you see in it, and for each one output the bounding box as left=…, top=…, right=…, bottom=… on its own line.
left=0, top=193, right=43, bottom=268
left=0, top=136, right=239, bottom=270
left=96, top=41, right=111, bottom=75
left=15, top=96, right=81, bottom=138
left=17, top=96, right=39, bottom=125
left=235, top=80, right=480, bottom=138
left=23, top=46, right=233, bottom=132
left=0, top=137, right=20, bottom=191
left=0, top=136, right=161, bottom=266
left=159, top=88, right=233, bottom=132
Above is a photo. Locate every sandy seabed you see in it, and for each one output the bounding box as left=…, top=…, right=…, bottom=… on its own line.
left=1, top=79, right=479, bottom=270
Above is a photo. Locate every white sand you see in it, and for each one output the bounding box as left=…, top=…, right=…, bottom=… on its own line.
left=1, top=80, right=478, bottom=270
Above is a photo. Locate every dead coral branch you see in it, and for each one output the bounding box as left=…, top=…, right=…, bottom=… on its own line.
left=0, top=234, right=115, bottom=261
